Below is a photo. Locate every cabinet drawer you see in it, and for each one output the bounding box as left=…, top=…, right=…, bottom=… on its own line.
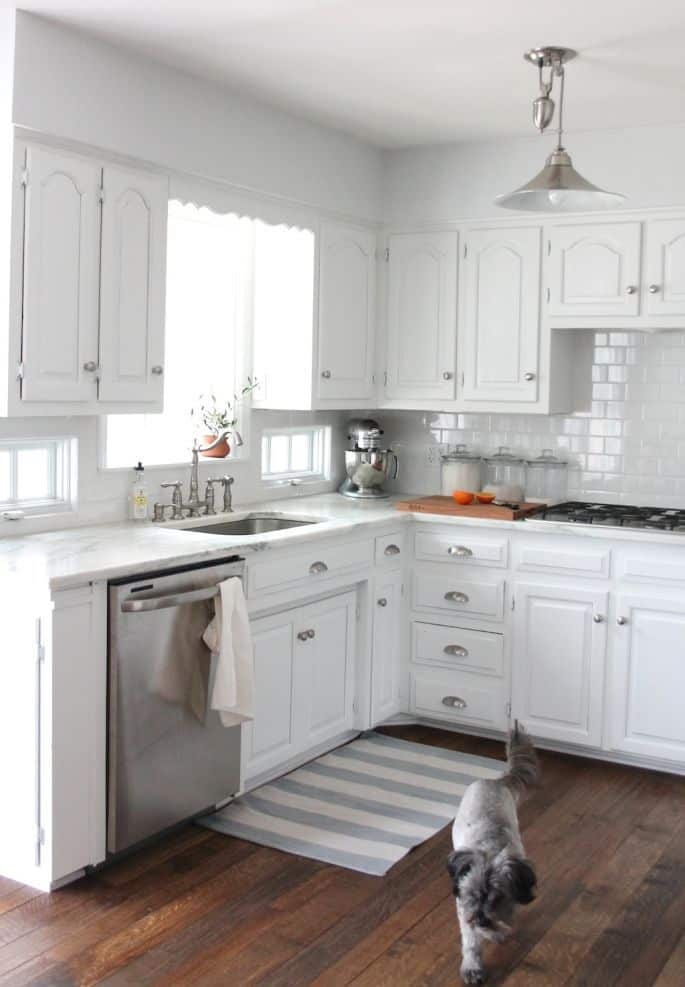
left=515, top=541, right=611, bottom=578
left=412, top=621, right=504, bottom=676
left=250, top=540, right=372, bottom=594
left=413, top=570, right=505, bottom=621
left=410, top=668, right=508, bottom=730
left=617, top=549, right=685, bottom=584
left=414, top=528, right=508, bottom=568
left=375, top=531, right=404, bottom=565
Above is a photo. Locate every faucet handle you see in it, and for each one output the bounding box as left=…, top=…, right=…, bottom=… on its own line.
left=204, top=477, right=223, bottom=516
left=160, top=480, right=182, bottom=490
left=221, top=475, right=235, bottom=513
left=160, top=480, right=184, bottom=519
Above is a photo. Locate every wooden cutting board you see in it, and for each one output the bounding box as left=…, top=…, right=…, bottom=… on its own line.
left=394, top=495, right=545, bottom=521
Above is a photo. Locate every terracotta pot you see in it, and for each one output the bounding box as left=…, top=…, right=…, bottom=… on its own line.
left=199, top=434, right=230, bottom=458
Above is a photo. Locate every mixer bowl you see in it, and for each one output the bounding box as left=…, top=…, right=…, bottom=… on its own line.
left=340, top=449, right=398, bottom=498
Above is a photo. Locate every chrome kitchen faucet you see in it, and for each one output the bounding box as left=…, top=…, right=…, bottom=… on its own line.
left=153, top=430, right=240, bottom=520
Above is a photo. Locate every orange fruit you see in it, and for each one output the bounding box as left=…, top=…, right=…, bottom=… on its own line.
left=452, top=490, right=474, bottom=505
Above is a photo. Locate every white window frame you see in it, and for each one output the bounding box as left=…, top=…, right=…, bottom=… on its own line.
left=0, top=438, right=75, bottom=518
left=261, top=426, right=330, bottom=484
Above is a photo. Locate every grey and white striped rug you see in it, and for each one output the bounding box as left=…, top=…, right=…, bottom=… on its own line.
left=198, top=731, right=502, bottom=875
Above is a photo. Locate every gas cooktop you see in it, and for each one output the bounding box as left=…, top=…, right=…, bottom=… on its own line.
left=532, top=501, right=685, bottom=532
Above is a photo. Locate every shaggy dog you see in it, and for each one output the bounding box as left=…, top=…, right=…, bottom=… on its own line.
left=447, top=723, right=539, bottom=984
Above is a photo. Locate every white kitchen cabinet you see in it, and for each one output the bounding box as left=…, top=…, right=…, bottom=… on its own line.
left=20, top=145, right=102, bottom=403
left=245, top=591, right=357, bottom=783
left=371, top=569, right=403, bottom=723
left=13, top=141, right=168, bottom=415
left=384, top=231, right=458, bottom=402
left=512, top=581, right=608, bottom=747
left=97, top=165, right=168, bottom=404
left=317, top=222, right=376, bottom=403
left=608, top=593, right=685, bottom=764
left=644, top=217, right=685, bottom=318
left=547, top=221, right=642, bottom=319
left=460, top=227, right=541, bottom=403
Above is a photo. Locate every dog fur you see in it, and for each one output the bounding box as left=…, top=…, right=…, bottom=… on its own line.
left=447, top=723, right=539, bottom=985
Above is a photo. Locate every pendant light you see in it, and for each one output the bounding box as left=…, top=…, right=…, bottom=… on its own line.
left=495, top=46, right=626, bottom=212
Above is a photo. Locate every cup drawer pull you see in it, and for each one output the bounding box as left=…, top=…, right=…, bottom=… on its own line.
left=309, top=561, right=328, bottom=574
left=444, top=591, right=469, bottom=604
left=384, top=543, right=401, bottom=556
left=444, top=645, right=469, bottom=657
left=448, top=545, right=473, bottom=557
left=442, top=696, right=467, bottom=710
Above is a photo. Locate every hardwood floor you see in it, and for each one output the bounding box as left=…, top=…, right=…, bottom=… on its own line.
left=1, top=726, right=684, bottom=986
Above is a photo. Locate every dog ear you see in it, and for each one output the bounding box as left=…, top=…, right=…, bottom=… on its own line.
left=446, top=850, right=475, bottom=896
left=502, top=857, right=537, bottom=904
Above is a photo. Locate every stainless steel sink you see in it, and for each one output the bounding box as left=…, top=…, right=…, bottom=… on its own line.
left=184, top=513, right=320, bottom=536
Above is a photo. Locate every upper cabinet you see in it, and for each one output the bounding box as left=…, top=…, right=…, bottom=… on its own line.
left=459, top=226, right=541, bottom=403
left=547, top=221, right=642, bottom=319
left=644, top=218, right=685, bottom=318
left=317, top=222, right=376, bottom=404
left=384, top=231, right=458, bottom=402
left=5, top=142, right=168, bottom=417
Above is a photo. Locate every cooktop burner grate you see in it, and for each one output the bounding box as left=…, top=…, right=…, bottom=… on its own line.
left=533, top=501, right=685, bottom=531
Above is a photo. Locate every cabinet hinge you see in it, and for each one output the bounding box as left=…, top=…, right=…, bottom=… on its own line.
left=546, top=286, right=550, bottom=303
left=463, top=243, right=468, bottom=259
left=37, top=642, right=46, bottom=663
left=16, top=361, right=25, bottom=381
left=371, top=373, right=376, bottom=384
left=98, top=188, right=105, bottom=203
left=383, top=370, right=388, bottom=386
left=355, top=604, right=361, bottom=621
left=384, top=247, right=389, bottom=262
left=511, top=596, right=515, bottom=611
left=20, top=168, right=29, bottom=188
left=505, top=702, right=512, bottom=718
left=352, top=697, right=359, bottom=714
left=460, top=371, right=465, bottom=387
left=547, top=239, right=551, bottom=256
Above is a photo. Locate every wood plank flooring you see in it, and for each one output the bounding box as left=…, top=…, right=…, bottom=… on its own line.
left=1, top=726, right=684, bottom=986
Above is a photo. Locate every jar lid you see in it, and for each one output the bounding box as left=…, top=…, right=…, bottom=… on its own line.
left=484, top=445, right=525, bottom=464
left=525, top=448, right=567, bottom=469
left=441, top=443, right=482, bottom=462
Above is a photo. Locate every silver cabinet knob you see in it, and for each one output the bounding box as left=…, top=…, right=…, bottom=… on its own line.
left=307, top=628, right=316, bottom=639
left=384, top=544, right=401, bottom=556
left=444, top=645, right=469, bottom=657
left=448, top=545, right=473, bottom=558
left=593, top=614, right=604, bottom=623
left=617, top=616, right=628, bottom=626
left=442, top=696, right=467, bottom=710
left=151, top=365, right=164, bottom=375
left=444, top=591, right=469, bottom=604
left=648, top=284, right=660, bottom=294
left=321, top=370, right=331, bottom=379
left=442, top=371, right=453, bottom=380
left=83, top=361, right=97, bottom=372
left=377, top=597, right=388, bottom=607
left=523, top=372, right=536, bottom=381
left=297, top=630, right=309, bottom=642
left=309, top=561, right=328, bottom=574
left=625, top=285, right=637, bottom=295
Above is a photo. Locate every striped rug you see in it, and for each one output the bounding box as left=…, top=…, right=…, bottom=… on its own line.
left=198, top=731, right=503, bottom=875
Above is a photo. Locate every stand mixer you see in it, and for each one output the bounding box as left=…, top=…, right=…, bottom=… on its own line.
left=338, top=418, right=399, bottom=499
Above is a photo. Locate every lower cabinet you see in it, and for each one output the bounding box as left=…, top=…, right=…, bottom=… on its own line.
left=608, top=593, right=685, bottom=764
left=371, top=569, right=403, bottom=723
left=244, top=591, right=356, bottom=782
left=512, top=581, right=608, bottom=747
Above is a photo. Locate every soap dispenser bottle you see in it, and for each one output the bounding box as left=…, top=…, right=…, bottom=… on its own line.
left=130, top=462, right=149, bottom=521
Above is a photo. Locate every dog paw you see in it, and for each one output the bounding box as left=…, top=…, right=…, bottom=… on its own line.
left=461, top=966, right=486, bottom=985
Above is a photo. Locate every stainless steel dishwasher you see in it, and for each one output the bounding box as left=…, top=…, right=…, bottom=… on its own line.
left=107, top=555, right=245, bottom=854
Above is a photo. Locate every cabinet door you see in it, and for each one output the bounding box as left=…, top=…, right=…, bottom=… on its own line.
left=385, top=232, right=458, bottom=401
left=513, top=582, right=608, bottom=747
left=296, top=592, right=356, bottom=749
left=21, top=145, right=101, bottom=403
left=371, top=570, right=403, bottom=724
left=317, top=223, right=375, bottom=401
left=645, top=218, right=685, bottom=317
left=609, top=594, right=685, bottom=764
left=98, top=166, right=168, bottom=405
left=461, top=227, right=541, bottom=402
left=244, top=613, right=298, bottom=780
left=548, top=222, right=641, bottom=317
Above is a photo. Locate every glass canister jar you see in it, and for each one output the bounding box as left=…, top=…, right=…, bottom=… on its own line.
left=483, top=447, right=526, bottom=502
left=525, top=449, right=568, bottom=503
left=440, top=444, right=483, bottom=495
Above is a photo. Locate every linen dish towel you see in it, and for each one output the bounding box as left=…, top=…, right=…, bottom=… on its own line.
left=202, top=576, right=255, bottom=726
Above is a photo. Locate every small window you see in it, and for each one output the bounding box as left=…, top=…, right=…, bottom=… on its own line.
left=0, top=439, right=74, bottom=517
left=261, top=427, right=329, bottom=483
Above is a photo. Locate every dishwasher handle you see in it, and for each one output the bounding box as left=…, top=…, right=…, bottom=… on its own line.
left=121, top=585, right=221, bottom=613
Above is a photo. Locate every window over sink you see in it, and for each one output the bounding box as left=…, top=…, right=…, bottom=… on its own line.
left=104, top=200, right=315, bottom=469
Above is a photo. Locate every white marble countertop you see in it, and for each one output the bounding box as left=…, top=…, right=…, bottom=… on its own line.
left=1, top=492, right=684, bottom=593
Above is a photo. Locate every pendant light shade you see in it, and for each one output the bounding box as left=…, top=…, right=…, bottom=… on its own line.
left=496, top=47, right=625, bottom=213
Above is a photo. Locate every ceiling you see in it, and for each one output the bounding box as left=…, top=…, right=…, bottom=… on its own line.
left=21, top=1, right=685, bottom=148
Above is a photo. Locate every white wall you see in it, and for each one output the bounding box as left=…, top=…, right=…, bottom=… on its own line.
left=12, top=12, right=383, bottom=223
left=384, top=125, right=685, bottom=224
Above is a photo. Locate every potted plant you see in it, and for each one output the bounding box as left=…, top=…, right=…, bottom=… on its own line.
left=191, top=379, right=259, bottom=458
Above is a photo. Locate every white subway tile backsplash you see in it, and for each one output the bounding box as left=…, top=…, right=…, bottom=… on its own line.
left=381, top=330, right=685, bottom=507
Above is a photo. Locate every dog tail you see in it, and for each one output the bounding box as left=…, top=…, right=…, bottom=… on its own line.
left=502, top=720, right=539, bottom=798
